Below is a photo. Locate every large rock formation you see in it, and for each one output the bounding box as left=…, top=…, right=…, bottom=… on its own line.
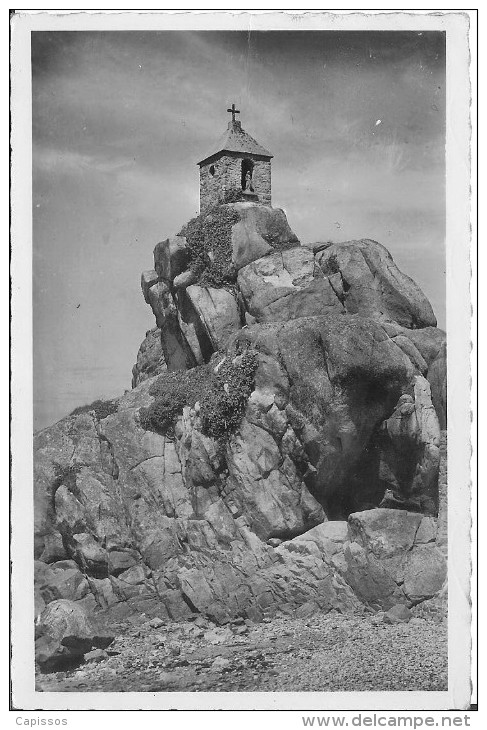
left=34, top=202, right=447, bottom=669
left=35, top=598, right=114, bottom=673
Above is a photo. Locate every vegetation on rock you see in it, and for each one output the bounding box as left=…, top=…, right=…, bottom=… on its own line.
left=70, top=399, right=118, bottom=421
left=220, top=187, right=246, bottom=204
left=199, top=351, right=258, bottom=440
left=139, top=351, right=258, bottom=441
left=51, top=462, right=83, bottom=507
left=139, top=365, right=212, bottom=436
left=179, top=203, right=240, bottom=289
left=32, top=178, right=451, bottom=693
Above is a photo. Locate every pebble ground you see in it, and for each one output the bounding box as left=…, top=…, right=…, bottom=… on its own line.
left=36, top=597, right=447, bottom=694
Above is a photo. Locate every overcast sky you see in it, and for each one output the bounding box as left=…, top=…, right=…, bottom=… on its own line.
left=32, top=30, right=445, bottom=431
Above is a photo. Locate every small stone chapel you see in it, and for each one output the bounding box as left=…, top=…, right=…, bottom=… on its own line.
left=197, top=104, right=273, bottom=211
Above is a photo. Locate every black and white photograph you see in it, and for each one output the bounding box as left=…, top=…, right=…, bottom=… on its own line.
left=10, top=9, right=474, bottom=713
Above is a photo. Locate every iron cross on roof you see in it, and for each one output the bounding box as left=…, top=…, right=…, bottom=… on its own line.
left=227, top=103, right=240, bottom=123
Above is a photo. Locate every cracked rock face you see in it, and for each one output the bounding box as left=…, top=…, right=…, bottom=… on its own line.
left=35, top=204, right=448, bottom=667
left=33, top=352, right=446, bottom=634
left=132, top=328, right=166, bottom=388
left=134, top=206, right=446, bottom=424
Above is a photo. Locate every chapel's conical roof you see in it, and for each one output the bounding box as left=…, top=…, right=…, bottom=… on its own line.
left=198, top=120, right=273, bottom=166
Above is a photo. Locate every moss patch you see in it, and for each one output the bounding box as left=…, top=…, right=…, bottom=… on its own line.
left=139, top=365, right=212, bottom=436
left=199, top=351, right=258, bottom=440
left=139, top=351, right=258, bottom=442
left=179, top=203, right=240, bottom=289
left=51, top=462, right=84, bottom=506
left=221, top=187, right=246, bottom=204
left=70, top=399, right=118, bottom=421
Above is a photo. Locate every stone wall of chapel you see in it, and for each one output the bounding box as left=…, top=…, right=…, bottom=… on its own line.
left=199, top=156, right=229, bottom=211
left=251, top=159, right=272, bottom=206
left=200, top=154, right=272, bottom=210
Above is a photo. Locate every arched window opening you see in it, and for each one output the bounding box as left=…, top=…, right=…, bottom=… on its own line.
left=241, top=159, right=254, bottom=191
left=209, top=165, right=216, bottom=177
